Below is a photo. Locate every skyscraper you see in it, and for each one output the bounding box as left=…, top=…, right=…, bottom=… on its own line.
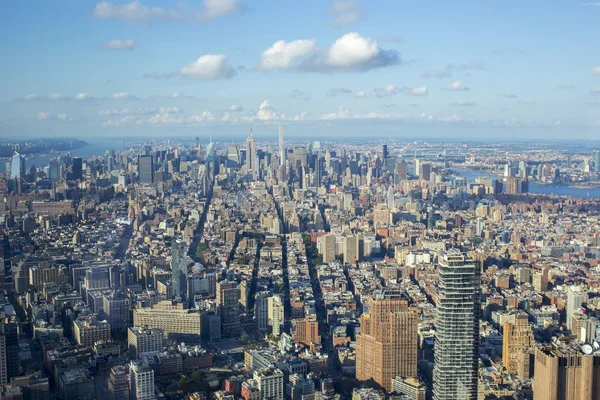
left=533, top=344, right=600, bottom=400
left=593, top=150, right=600, bottom=172
left=566, top=286, right=587, bottom=331
left=171, top=239, right=187, bottom=300
left=279, top=124, right=285, bottom=167
left=433, top=251, right=480, bottom=400
left=217, top=280, right=240, bottom=338
left=72, top=157, right=83, bottom=180
left=268, top=295, right=284, bottom=336
left=9, top=152, right=25, bottom=180
left=502, top=313, right=534, bottom=376
left=138, top=155, right=154, bottom=184
left=246, top=129, right=259, bottom=180
left=322, top=234, right=337, bottom=263
left=355, top=291, right=418, bottom=392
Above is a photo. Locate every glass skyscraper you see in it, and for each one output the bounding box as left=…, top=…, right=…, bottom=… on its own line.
left=433, top=251, right=480, bottom=400
left=9, top=152, right=25, bottom=179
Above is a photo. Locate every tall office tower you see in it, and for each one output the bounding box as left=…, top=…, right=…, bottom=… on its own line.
left=395, top=161, right=408, bottom=181
left=593, top=150, right=600, bottom=171
left=2, top=321, right=18, bottom=380
left=137, top=155, right=154, bottom=184
left=217, top=280, right=240, bottom=338
left=314, top=154, right=322, bottom=188
left=128, top=327, right=163, bottom=360
left=433, top=251, right=480, bottom=400
left=108, top=365, right=129, bottom=400
left=9, top=152, right=25, bottom=179
left=268, top=295, right=284, bottom=336
left=533, top=345, right=600, bottom=400
left=246, top=130, right=259, bottom=180
left=71, top=156, right=83, bottom=180
left=502, top=313, right=534, bottom=376
left=227, top=144, right=241, bottom=165
left=49, top=160, right=60, bottom=182
left=566, top=286, right=587, bottom=331
left=380, top=144, right=389, bottom=160
left=171, top=239, right=187, bottom=301
left=322, top=234, right=337, bottom=263
left=279, top=124, right=286, bottom=167
left=343, top=235, right=359, bottom=264
left=419, top=163, right=431, bottom=181
left=355, top=291, right=418, bottom=392
left=293, top=146, right=308, bottom=168
left=0, top=330, right=6, bottom=385
left=129, top=361, right=154, bottom=400
left=254, top=291, right=271, bottom=332
left=133, top=300, right=201, bottom=343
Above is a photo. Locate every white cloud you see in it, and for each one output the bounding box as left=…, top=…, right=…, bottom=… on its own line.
left=93, top=0, right=244, bottom=24
left=229, top=104, right=243, bottom=112
left=355, top=90, right=366, bottom=98
left=37, top=112, right=73, bottom=121
left=257, top=32, right=399, bottom=73
left=198, top=0, right=245, bottom=21
left=170, top=92, right=194, bottom=99
left=439, top=115, right=461, bottom=122
left=110, top=92, right=138, bottom=100
left=292, top=112, right=308, bottom=121
left=187, top=112, right=215, bottom=123
left=102, top=39, right=136, bottom=50
left=180, top=54, right=236, bottom=80
left=326, top=32, right=378, bottom=68
left=257, top=39, right=317, bottom=70
left=582, top=2, right=600, bottom=6
left=329, top=0, right=365, bottom=27
left=403, top=87, right=428, bottom=96
left=444, top=81, right=470, bottom=91
left=75, top=93, right=92, bottom=101
left=16, top=94, right=39, bottom=101
left=372, top=84, right=399, bottom=97
left=320, top=106, right=353, bottom=120
left=48, top=93, right=61, bottom=101
left=93, top=1, right=178, bottom=23
left=319, top=106, right=395, bottom=120
left=500, top=93, right=517, bottom=98
left=592, top=66, right=600, bottom=75
left=421, top=70, right=452, bottom=79
left=327, top=87, right=353, bottom=96
left=594, top=87, right=600, bottom=94
left=256, top=100, right=279, bottom=121
left=100, top=107, right=182, bottom=117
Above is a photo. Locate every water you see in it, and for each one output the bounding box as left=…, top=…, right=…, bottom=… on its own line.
left=0, top=139, right=128, bottom=173
left=455, top=168, right=600, bottom=199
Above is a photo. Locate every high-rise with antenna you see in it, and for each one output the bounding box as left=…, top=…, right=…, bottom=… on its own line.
left=279, top=124, right=285, bottom=167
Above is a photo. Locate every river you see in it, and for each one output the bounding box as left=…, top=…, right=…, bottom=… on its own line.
left=454, top=168, right=600, bottom=199
left=0, top=139, right=132, bottom=173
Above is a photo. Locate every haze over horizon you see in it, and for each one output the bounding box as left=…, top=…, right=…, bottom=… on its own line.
left=1, top=0, right=599, bottom=140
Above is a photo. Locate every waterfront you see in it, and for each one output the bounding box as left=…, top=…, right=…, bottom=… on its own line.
left=454, top=167, right=600, bottom=199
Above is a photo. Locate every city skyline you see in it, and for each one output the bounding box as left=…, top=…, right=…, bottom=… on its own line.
left=1, top=1, right=600, bottom=139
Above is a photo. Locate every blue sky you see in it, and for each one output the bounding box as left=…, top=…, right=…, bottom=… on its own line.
left=1, top=0, right=599, bottom=140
